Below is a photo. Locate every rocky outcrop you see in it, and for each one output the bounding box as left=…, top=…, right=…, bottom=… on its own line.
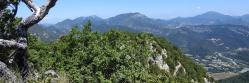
left=148, top=42, right=170, bottom=72
left=44, top=70, right=61, bottom=83
left=0, top=61, right=17, bottom=83
left=204, top=77, right=212, bottom=83
left=173, top=61, right=186, bottom=76
left=148, top=54, right=170, bottom=72
left=147, top=41, right=214, bottom=83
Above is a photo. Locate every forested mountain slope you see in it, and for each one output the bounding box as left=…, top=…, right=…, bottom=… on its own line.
left=25, top=23, right=214, bottom=82
left=165, top=25, right=249, bottom=73
left=29, top=12, right=249, bottom=73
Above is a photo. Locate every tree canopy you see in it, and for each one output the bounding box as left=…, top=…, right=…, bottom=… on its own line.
left=26, top=23, right=214, bottom=82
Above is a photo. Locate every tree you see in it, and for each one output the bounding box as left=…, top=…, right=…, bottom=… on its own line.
left=83, top=20, right=92, bottom=33
left=0, top=0, right=57, bottom=82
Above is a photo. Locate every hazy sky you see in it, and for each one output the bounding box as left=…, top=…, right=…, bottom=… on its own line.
left=17, top=0, right=249, bottom=24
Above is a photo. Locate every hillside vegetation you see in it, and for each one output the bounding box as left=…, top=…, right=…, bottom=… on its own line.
left=30, top=12, right=249, bottom=73
left=23, top=22, right=214, bottom=82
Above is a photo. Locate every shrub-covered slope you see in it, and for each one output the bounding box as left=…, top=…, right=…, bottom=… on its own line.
left=27, top=23, right=214, bottom=82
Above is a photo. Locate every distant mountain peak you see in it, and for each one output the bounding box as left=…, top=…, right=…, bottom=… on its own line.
left=123, top=12, right=144, bottom=16
left=130, top=12, right=145, bottom=16
left=55, top=19, right=73, bottom=25
left=242, top=14, right=249, bottom=17
left=114, top=12, right=147, bottom=18
left=198, top=11, right=225, bottom=17
left=204, top=11, right=222, bottom=15
left=62, top=19, right=73, bottom=22
left=87, top=15, right=102, bottom=19
left=73, top=15, right=103, bottom=22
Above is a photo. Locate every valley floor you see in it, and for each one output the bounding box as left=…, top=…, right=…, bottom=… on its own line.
left=210, top=72, right=239, bottom=80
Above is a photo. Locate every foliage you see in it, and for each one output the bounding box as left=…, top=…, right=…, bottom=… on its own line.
left=27, top=23, right=212, bottom=83
left=0, top=12, right=21, bottom=63
left=0, top=0, right=21, bottom=62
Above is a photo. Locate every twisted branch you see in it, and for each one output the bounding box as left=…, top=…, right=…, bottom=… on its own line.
left=0, top=0, right=57, bottom=49
left=0, top=39, right=27, bottom=49
left=0, top=0, right=57, bottom=81
left=20, top=0, right=58, bottom=29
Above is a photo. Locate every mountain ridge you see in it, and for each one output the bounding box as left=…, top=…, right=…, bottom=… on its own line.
left=30, top=11, right=249, bottom=74
left=43, top=11, right=249, bottom=27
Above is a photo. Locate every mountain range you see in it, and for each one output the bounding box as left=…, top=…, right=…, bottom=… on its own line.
left=29, top=11, right=249, bottom=75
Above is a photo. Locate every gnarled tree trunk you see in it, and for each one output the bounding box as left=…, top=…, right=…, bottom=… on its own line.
left=0, top=0, right=58, bottom=81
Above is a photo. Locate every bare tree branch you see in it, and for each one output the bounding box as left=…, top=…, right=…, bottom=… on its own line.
left=8, top=50, right=17, bottom=64
left=0, top=39, right=27, bottom=49
left=22, top=0, right=38, bottom=12
left=13, top=1, right=57, bottom=80
left=19, top=0, right=58, bottom=29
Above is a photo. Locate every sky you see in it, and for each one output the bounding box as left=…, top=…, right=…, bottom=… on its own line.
left=17, top=0, right=249, bottom=24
